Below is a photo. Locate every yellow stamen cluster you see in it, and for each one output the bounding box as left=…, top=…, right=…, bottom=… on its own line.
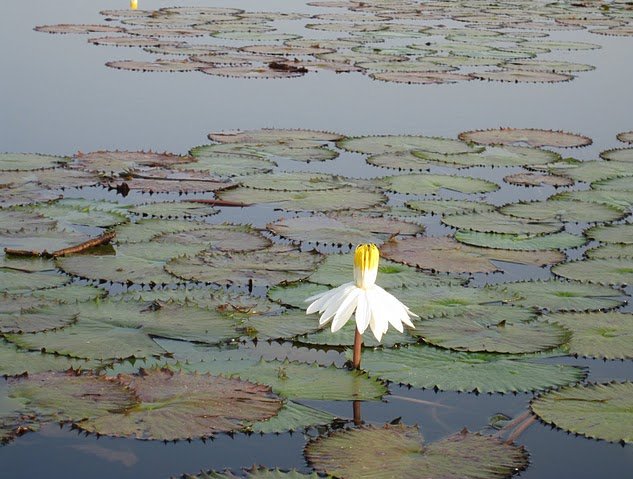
left=354, top=243, right=380, bottom=271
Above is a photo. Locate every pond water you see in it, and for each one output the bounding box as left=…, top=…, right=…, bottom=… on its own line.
left=1, top=0, right=633, bottom=478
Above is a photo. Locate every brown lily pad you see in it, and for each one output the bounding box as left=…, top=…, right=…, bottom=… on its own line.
left=458, top=128, right=592, bottom=148
left=504, top=172, right=574, bottom=187
left=370, top=71, right=471, bottom=84
left=106, top=60, right=209, bottom=72
left=34, top=24, right=125, bottom=34
left=77, top=369, right=283, bottom=441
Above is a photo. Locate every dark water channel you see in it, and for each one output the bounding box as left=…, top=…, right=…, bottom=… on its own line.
left=2, top=0, right=633, bottom=478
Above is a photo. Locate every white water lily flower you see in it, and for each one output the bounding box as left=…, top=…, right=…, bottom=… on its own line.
left=305, top=243, right=417, bottom=342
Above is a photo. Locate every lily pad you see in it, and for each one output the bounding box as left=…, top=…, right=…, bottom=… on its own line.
left=267, top=213, right=421, bottom=246
left=358, top=344, right=586, bottom=393
left=130, top=202, right=219, bottom=219
left=531, top=382, right=633, bottom=444
left=217, top=186, right=387, bottom=212
left=0, top=341, right=97, bottom=377
left=165, top=245, right=322, bottom=287
left=552, top=258, right=633, bottom=285
left=306, top=425, right=529, bottom=479
left=5, top=317, right=167, bottom=360
left=504, top=172, right=574, bottom=187
left=500, top=200, right=624, bottom=223
left=337, top=135, right=480, bottom=155
left=34, top=24, right=124, bottom=34
left=0, top=153, right=68, bottom=171
left=0, top=295, right=78, bottom=333
left=248, top=401, right=336, bottom=434
left=186, top=147, right=276, bottom=176
left=458, top=128, right=592, bottom=148
left=414, top=314, right=569, bottom=354
left=586, top=244, right=633, bottom=259
left=381, top=236, right=564, bottom=273
left=405, top=199, right=496, bottom=216
left=183, top=467, right=325, bottom=479
left=593, top=175, right=633, bottom=192
left=454, top=230, right=585, bottom=251
left=412, top=145, right=561, bottom=168
left=586, top=223, right=633, bottom=244
left=503, top=60, right=595, bottom=73
left=0, top=268, right=68, bottom=293
left=442, top=211, right=562, bottom=235
left=238, top=172, right=352, bottom=192
left=546, top=160, right=632, bottom=183
left=77, top=369, right=283, bottom=441
left=552, top=189, right=633, bottom=210
left=616, top=131, right=633, bottom=144
left=600, top=148, right=633, bottom=162
left=71, top=150, right=193, bottom=175
left=547, top=312, right=633, bottom=360
left=490, top=280, right=625, bottom=311
left=383, top=174, right=499, bottom=195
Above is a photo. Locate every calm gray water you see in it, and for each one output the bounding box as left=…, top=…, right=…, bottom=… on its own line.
left=1, top=1, right=633, bottom=478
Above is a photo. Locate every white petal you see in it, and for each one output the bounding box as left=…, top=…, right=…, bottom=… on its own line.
left=318, top=284, right=356, bottom=326
left=369, top=309, right=384, bottom=342
left=355, top=291, right=371, bottom=334
left=331, top=288, right=360, bottom=333
left=306, top=282, right=353, bottom=315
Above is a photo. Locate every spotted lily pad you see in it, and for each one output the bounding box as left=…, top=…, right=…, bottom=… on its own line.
left=77, top=369, right=283, bottom=440
left=547, top=312, right=633, bottom=360
left=454, top=230, right=585, bottom=251
left=267, top=213, right=421, bottom=246
left=442, top=211, right=562, bottom=235
left=165, top=245, right=322, bottom=287
left=306, top=424, right=529, bottom=479
left=531, top=382, right=633, bottom=444
left=381, top=237, right=564, bottom=273
left=358, top=344, right=586, bottom=393
left=458, top=128, right=592, bottom=148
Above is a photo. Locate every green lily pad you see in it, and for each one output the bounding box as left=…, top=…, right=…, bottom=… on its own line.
left=593, top=175, right=633, bottom=192
left=412, top=145, right=561, bottom=168
left=586, top=224, right=633, bottom=244
left=501, top=200, right=625, bottom=223
left=5, top=318, right=167, bottom=360
left=552, top=258, right=633, bottom=285
left=600, top=148, right=633, bottom=163
left=208, top=128, right=343, bottom=148
left=165, top=245, right=322, bottom=287
left=267, top=213, right=421, bottom=246
left=381, top=236, right=564, bottom=273
left=0, top=295, right=78, bottom=333
left=238, top=172, right=353, bottom=191
left=586, top=244, right=633, bottom=259
left=358, top=344, right=586, bottom=393
left=0, top=268, right=68, bottom=293
left=443, top=210, right=562, bottom=235
left=0, top=153, right=68, bottom=171
left=114, top=219, right=208, bottom=244
left=552, top=189, right=633, bottom=210
left=0, top=341, right=98, bottom=377
left=248, top=401, right=336, bottom=434
left=547, top=312, right=633, bottom=360
left=405, top=199, right=496, bottom=216
left=268, top=282, right=328, bottom=309
left=186, top=147, right=276, bottom=176
left=550, top=160, right=632, bottom=183
left=337, top=135, right=480, bottom=155
left=306, top=424, right=528, bottom=479
left=458, top=128, right=592, bottom=148
left=531, top=382, right=633, bottom=444
left=8, top=371, right=136, bottom=423
left=130, top=202, right=219, bottom=219
left=414, top=314, right=569, bottom=354
left=183, top=467, right=325, bottom=479
left=301, top=319, right=417, bottom=349
left=217, top=186, right=387, bottom=212
left=178, top=349, right=386, bottom=401
left=383, top=174, right=499, bottom=195
left=490, top=280, right=625, bottom=311
left=454, top=230, right=586, bottom=251
left=504, top=60, right=595, bottom=73
left=77, top=369, right=283, bottom=441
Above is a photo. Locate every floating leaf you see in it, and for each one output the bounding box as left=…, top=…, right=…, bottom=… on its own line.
left=548, top=312, right=633, bottom=360
left=600, top=148, right=633, bottom=163
left=358, top=344, right=586, bottom=393
left=248, top=401, right=336, bottom=434
left=593, top=175, right=633, bottom=192
left=552, top=189, right=633, bottom=210
left=381, top=237, right=564, bottom=273
left=552, top=258, right=633, bottom=285
left=130, top=202, right=219, bottom=219
left=454, top=230, right=585, bottom=251
left=217, top=186, right=387, bottom=212
left=616, top=131, right=633, bottom=144
left=267, top=213, right=421, bottom=246
left=504, top=172, right=574, bottom=187
left=586, top=244, right=633, bottom=259
left=6, top=318, right=167, bottom=360
left=547, top=160, right=632, bottom=183
left=442, top=211, right=562, bottom=235
left=414, top=314, right=569, bottom=354
left=71, top=150, right=193, bottom=175
left=34, top=24, right=124, bottom=34
left=0, top=268, right=68, bottom=293
left=337, top=135, right=480, bottom=155
left=405, top=199, right=496, bottom=216
left=77, top=369, right=282, bottom=440
left=306, top=424, right=528, bottom=479
left=0, top=153, right=68, bottom=171
left=531, top=382, right=633, bottom=444
left=458, top=128, right=592, bottom=148
left=166, top=245, right=322, bottom=287
left=586, top=223, right=633, bottom=244
left=238, top=172, right=352, bottom=191
left=0, top=341, right=97, bottom=377
left=0, top=295, right=77, bottom=333
left=412, top=145, right=561, bottom=168
left=268, top=281, right=328, bottom=309
left=182, top=467, right=324, bottom=479
left=186, top=147, right=275, bottom=176
left=490, top=279, right=624, bottom=311
left=383, top=174, right=499, bottom=195
left=503, top=60, right=595, bottom=73
left=8, top=372, right=135, bottom=423
left=500, top=200, right=624, bottom=223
